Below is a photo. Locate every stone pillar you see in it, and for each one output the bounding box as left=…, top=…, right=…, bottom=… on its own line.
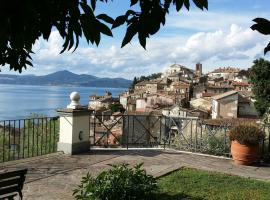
left=57, top=92, right=92, bottom=154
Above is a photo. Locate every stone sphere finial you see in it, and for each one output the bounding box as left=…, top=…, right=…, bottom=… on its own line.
left=67, top=91, right=82, bottom=109
left=70, top=91, right=80, bottom=102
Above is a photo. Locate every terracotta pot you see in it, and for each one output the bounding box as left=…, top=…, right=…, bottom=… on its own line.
left=231, top=140, right=259, bottom=165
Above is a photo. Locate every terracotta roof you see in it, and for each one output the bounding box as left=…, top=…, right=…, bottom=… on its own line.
left=135, top=81, right=148, bottom=86
left=171, top=81, right=190, bottom=87
left=213, top=77, right=224, bottom=82
left=202, top=92, right=215, bottom=97
left=146, top=78, right=166, bottom=84
left=207, top=85, right=234, bottom=89
left=212, top=90, right=238, bottom=100
left=232, top=81, right=250, bottom=86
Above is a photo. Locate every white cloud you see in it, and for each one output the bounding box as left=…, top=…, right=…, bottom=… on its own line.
left=2, top=7, right=269, bottom=79
left=169, top=24, right=265, bottom=62
left=23, top=21, right=268, bottom=79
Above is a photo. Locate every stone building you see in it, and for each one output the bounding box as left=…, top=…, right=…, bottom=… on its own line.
left=195, top=63, right=202, bottom=77
left=162, top=64, right=195, bottom=80
left=88, top=91, right=117, bottom=110
left=169, top=81, right=190, bottom=99
left=208, top=67, right=240, bottom=80
left=206, top=85, right=234, bottom=94
left=134, top=81, right=147, bottom=91
left=232, top=81, right=251, bottom=91
left=211, top=90, right=238, bottom=119
left=238, top=91, right=258, bottom=118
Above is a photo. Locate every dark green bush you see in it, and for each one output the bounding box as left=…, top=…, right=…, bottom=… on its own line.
left=229, top=123, right=265, bottom=145
left=73, top=163, right=157, bottom=200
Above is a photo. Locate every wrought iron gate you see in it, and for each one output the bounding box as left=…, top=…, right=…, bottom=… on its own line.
left=89, top=114, right=166, bottom=148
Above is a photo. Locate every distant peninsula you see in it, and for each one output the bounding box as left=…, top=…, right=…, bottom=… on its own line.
left=0, top=70, right=131, bottom=88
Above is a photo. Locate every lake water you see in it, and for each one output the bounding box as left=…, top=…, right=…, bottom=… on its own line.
left=0, top=84, right=127, bottom=120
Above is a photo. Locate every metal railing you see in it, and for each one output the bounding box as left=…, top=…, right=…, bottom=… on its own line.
left=90, top=114, right=270, bottom=162
left=166, top=117, right=231, bottom=156
left=90, top=114, right=167, bottom=148
left=0, top=116, right=59, bottom=163
left=1, top=114, right=270, bottom=164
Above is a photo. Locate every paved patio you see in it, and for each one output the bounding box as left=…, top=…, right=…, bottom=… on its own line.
left=1, top=149, right=270, bottom=200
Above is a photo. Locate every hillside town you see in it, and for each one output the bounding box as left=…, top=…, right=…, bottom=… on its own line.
left=88, top=63, right=257, bottom=121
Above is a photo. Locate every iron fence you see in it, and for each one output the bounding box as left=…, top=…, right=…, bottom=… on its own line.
left=0, top=116, right=59, bottom=163
left=166, top=117, right=231, bottom=157
left=90, top=115, right=167, bottom=148
left=1, top=114, right=270, bottom=164
left=90, top=114, right=270, bottom=162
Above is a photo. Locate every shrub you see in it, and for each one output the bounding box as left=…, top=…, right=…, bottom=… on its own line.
left=229, top=123, right=265, bottom=145
left=73, top=163, right=157, bottom=200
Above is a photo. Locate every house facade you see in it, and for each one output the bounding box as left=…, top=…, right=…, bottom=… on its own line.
left=212, top=91, right=238, bottom=119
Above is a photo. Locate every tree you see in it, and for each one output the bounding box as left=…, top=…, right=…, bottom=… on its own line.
left=238, top=69, right=251, bottom=78
left=130, top=72, right=162, bottom=89
left=251, top=18, right=270, bottom=55
left=249, top=58, right=270, bottom=117
left=129, top=77, right=138, bottom=89
left=0, top=0, right=208, bottom=72
left=109, top=103, right=125, bottom=113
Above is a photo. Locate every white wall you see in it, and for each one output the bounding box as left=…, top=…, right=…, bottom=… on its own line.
left=136, top=99, right=147, bottom=111
left=212, top=100, right=219, bottom=119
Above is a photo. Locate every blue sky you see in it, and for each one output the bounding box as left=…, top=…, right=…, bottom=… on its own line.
left=2, top=0, right=270, bottom=79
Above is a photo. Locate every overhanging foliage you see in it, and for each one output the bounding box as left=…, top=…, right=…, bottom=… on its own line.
left=0, top=0, right=208, bottom=72
left=251, top=18, right=270, bottom=55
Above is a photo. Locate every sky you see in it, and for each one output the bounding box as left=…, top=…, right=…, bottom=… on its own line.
left=2, top=0, right=270, bottom=79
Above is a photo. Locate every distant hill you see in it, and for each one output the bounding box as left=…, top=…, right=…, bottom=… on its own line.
left=0, top=70, right=131, bottom=88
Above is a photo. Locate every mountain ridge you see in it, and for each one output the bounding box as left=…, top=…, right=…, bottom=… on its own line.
left=0, top=70, right=131, bottom=88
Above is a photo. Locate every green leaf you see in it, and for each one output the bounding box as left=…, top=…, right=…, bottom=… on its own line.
left=251, top=18, right=270, bottom=35
left=112, top=15, right=126, bottom=29
left=264, top=42, right=270, bottom=55
left=125, top=10, right=137, bottom=17
left=60, top=35, right=70, bottom=54
left=96, top=14, right=114, bottom=24
left=98, top=21, right=113, bottom=37
left=80, top=2, right=94, bottom=17
left=25, top=60, right=33, bottom=67
left=95, top=31, right=101, bottom=46
left=138, top=32, right=147, bottom=49
left=42, top=24, right=52, bottom=40
left=121, top=22, right=138, bottom=47
left=184, top=0, right=190, bottom=10
left=174, top=0, right=184, bottom=11
left=193, top=0, right=208, bottom=10
left=130, top=0, right=139, bottom=6
left=91, top=0, right=96, bottom=10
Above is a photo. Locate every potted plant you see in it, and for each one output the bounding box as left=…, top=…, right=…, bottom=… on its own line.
left=229, top=123, right=265, bottom=165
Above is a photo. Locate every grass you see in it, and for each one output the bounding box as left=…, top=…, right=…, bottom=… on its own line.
left=157, top=168, right=270, bottom=200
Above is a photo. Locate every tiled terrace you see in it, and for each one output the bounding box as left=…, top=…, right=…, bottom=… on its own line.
left=1, top=149, right=270, bottom=200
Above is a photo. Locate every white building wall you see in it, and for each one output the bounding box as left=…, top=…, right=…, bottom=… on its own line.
left=136, top=99, right=147, bottom=111
left=120, top=96, right=128, bottom=109
left=212, top=100, right=219, bottom=119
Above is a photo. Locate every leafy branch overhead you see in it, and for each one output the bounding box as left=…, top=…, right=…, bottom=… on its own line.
left=0, top=0, right=207, bottom=72
left=251, top=18, right=270, bottom=55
